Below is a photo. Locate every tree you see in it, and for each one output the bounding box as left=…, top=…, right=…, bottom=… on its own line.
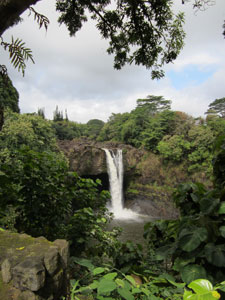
left=0, top=75, right=19, bottom=112
left=157, top=134, right=190, bottom=162
left=53, top=105, right=64, bottom=121
left=0, top=0, right=185, bottom=79
left=136, top=95, right=172, bottom=116
left=0, top=109, right=57, bottom=151
left=1, top=1, right=224, bottom=78
left=52, top=119, right=84, bottom=140
left=85, top=119, right=105, bottom=139
left=205, top=98, right=225, bottom=118
left=0, top=74, right=20, bottom=130
left=141, top=110, right=175, bottom=151
left=98, top=112, right=130, bottom=141
left=37, top=107, right=45, bottom=119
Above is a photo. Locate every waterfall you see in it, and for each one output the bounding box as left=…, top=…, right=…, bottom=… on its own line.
left=103, top=148, right=138, bottom=219
left=103, top=149, right=124, bottom=215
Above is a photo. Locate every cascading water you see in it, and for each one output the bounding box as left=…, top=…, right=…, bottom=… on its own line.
left=103, top=149, right=124, bottom=215
left=103, top=148, right=139, bottom=219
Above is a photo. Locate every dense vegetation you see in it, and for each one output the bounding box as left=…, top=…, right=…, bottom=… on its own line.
left=1, top=79, right=225, bottom=299
left=52, top=95, right=225, bottom=186
left=1, top=1, right=225, bottom=298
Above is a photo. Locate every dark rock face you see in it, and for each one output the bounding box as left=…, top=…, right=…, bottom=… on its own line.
left=57, top=138, right=144, bottom=177
left=58, top=139, right=107, bottom=176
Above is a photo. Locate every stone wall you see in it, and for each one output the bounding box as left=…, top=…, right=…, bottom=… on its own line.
left=0, top=230, right=69, bottom=300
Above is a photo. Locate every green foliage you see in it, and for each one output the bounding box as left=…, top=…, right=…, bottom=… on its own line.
left=56, top=0, right=185, bottom=79
left=52, top=120, right=84, bottom=140
left=0, top=110, right=57, bottom=151
left=67, top=259, right=184, bottom=300
left=183, top=279, right=224, bottom=300
left=158, top=124, right=214, bottom=176
left=0, top=111, right=110, bottom=242
left=65, top=206, right=120, bottom=257
left=187, top=125, right=214, bottom=173
left=213, top=134, right=225, bottom=188
left=37, top=107, right=45, bottom=119
left=157, top=135, right=190, bottom=162
left=205, top=97, right=225, bottom=118
left=136, top=96, right=171, bottom=115
left=207, top=116, right=225, bottom=137
left=0, top=146, right=72, bottom=238
left=53, top=105, right=64, bottom=121
left=98, top=96, right=176, bottom=151
left=98, top=113, right=130, bottom=142
left=144, top=182, right=225, bottom=284
left=0, top=75, right=19, bottom=112
left=141, top=110, right=176, bottom=152
left=85, top=119, right=105, bottom=139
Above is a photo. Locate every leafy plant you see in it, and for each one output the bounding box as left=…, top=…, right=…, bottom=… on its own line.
left=66, top=206, right=121, bottom=257
left=67, top=258, right=185, bottom=300
left=144, top=182, right=225, bottom=284
left=183, top=279, right=225, bottom=300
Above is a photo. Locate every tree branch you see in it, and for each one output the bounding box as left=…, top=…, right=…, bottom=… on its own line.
left=0, top=0, right=41, bottom=36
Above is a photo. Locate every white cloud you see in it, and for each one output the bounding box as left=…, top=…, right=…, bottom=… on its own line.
left=1, top=0, right=225, bottom=122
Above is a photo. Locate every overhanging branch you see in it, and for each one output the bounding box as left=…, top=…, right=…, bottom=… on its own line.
left=0, top=0, right=41, bottom=36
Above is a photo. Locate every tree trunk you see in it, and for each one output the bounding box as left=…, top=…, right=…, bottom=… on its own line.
left=0, top=0, right=41, bottom=36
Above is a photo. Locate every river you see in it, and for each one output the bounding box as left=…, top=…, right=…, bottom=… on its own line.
left=108, top=214, right=159, bottom=245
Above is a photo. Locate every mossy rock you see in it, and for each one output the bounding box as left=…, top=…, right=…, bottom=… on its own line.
left=0, top=231, right=52, bottom=266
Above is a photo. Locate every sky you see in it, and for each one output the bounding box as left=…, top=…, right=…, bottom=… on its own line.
left=1, top=0, right=225, bottom=123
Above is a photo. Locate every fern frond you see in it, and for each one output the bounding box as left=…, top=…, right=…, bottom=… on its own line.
left=1, top=36, right=34, bottom=76
left=29, top=7, right=50, bottom=31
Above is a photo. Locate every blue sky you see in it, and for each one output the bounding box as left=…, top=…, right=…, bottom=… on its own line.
left=168, top=65, right=217, bottom=90
left=1, top=0, right=225, bottom=122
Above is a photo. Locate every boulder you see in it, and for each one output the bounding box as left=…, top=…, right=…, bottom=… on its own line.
left=0, top=230, right=69, bottom=300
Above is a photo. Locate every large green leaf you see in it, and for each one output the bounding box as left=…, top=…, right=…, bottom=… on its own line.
left=125, top=275, right=136, bottom=287
left=93, top=267, right=105, bottom=276
left=72, top=257, right=95, bottom=270
left=117, top=287, right=134, bottom=300
left=155, top=244, right=176, bottom=260
left=97, top=279, right=117, bottom=295
left=173, top=257, right=195, bottom=271
left=218, top=202, right=225, bottom=214
left=183, top=289, right=220, bottom=300
left=205, top=243, right=225, bottom=267
left=178, top=227, right=208, bottom=252
left=183, top=289, right=195, bottom=300
left=188, top=279, right=213, bottom=294
left=103, top=272, right=118, bottom=280
left=200, top=197, right=220, bottom=215
left=180, top=264, right=207, bottom=284
left=89, top=280, right=99, bottom=289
